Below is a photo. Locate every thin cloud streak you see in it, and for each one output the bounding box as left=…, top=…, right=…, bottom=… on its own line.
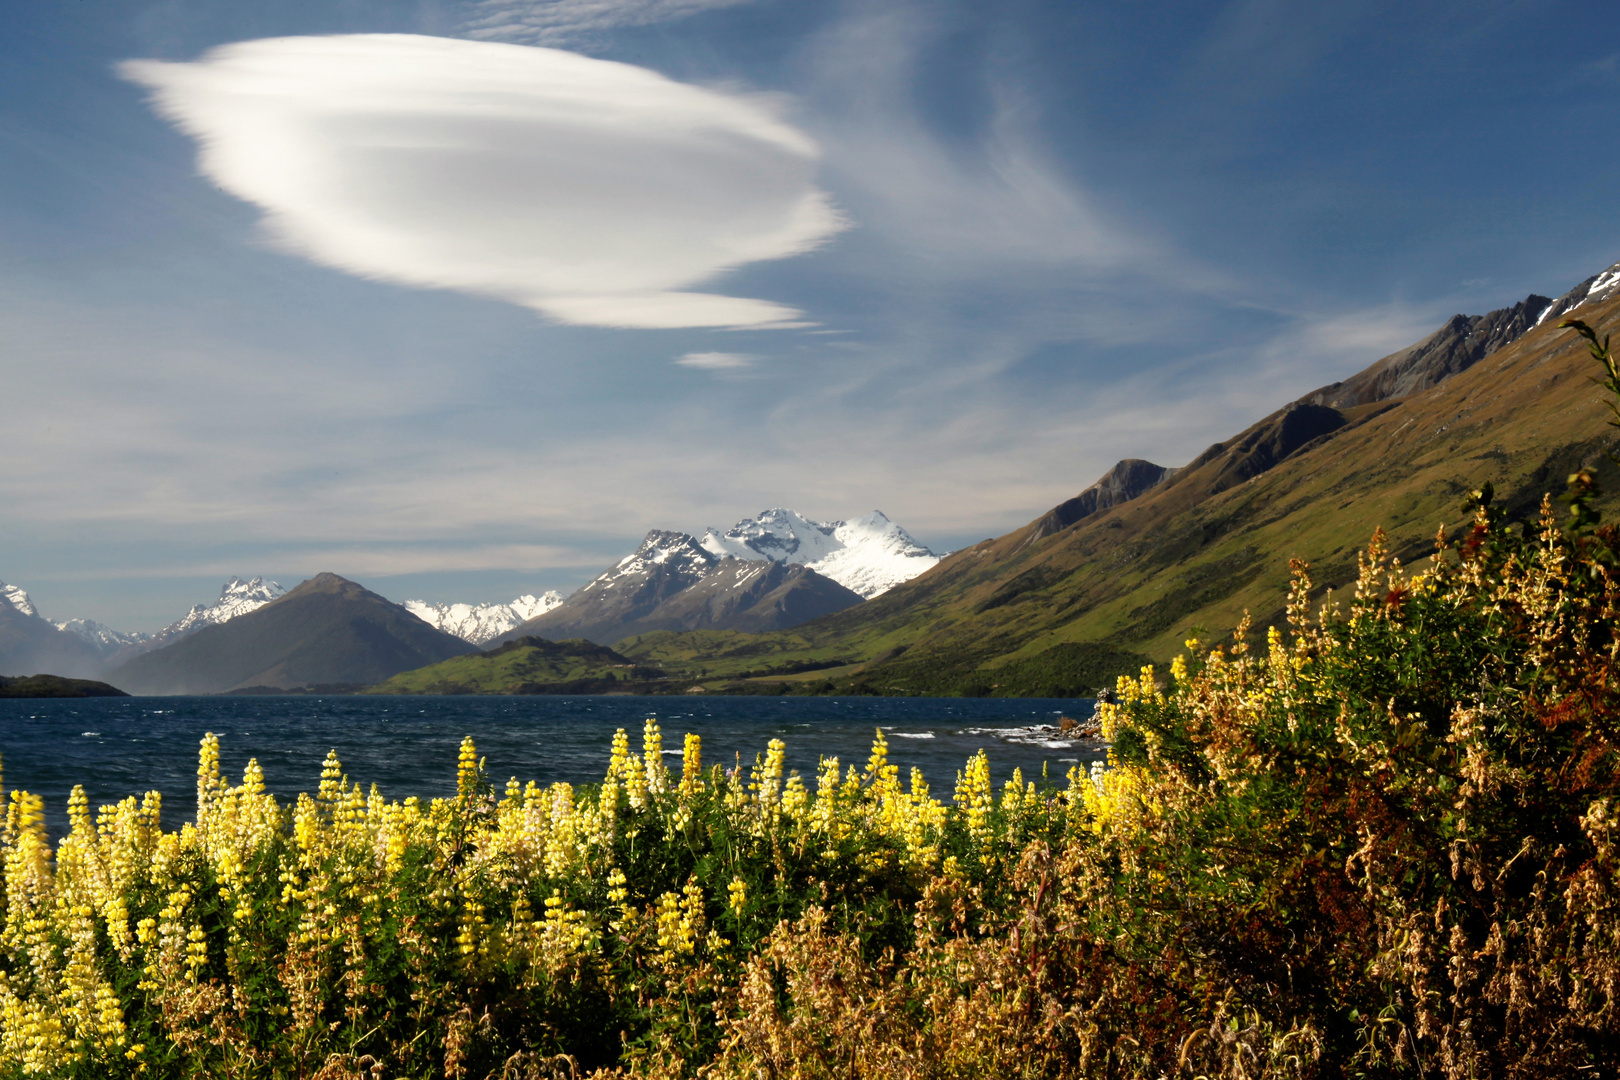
left=461, top=0, right=756, bottom=46
left=121, top=34, right=846, bottom=329
left=676, top=351, right=755, bottom=369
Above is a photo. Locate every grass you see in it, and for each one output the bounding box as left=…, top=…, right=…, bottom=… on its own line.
left=615, top=303, right=1620, bottom=695
left=363, top=637, right=669, bottom=695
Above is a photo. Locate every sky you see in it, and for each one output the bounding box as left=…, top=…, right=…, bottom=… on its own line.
left=3, top=0, right=1619, bottom=632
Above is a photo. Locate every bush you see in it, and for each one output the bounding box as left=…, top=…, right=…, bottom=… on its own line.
left=0, top=727, right=1071, bottom=1078
left=2, top=320, right=1617, bottom=1078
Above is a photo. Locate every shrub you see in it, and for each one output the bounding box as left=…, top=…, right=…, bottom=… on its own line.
left=0, top=727, right=1070, bottom=1078
left=2, top=320, right=1617, bottom=1078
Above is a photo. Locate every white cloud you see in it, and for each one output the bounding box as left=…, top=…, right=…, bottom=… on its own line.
left=675, top=350, right=755, bottom=369
left=120, top=34, right=845, bottom=329
left=462, top=0, right=755, bottom=46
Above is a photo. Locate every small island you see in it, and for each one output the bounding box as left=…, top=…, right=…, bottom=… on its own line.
left=0, top=673, right=130, bottom=698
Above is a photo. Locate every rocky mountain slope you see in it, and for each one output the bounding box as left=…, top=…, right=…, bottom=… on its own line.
left=700, top=509, right=940, bottom=597
left=1022, top=459, right=1176, bottom=546
left=69, top=577, right=288, bottom=665
left=489, top=510, right=935, bottom=647
left=495, top=531, right=864, bottom=646
left=403, top=592, right=565, bottom=644
left=619, top=259, right=1620, bottom=695
left=0, top=579, right=104, bottom=678
left=54, top=619, right=151, bottom=654
left=107, top=573, right=475, bottom=694
left=599, top=557, right=861, bottom=637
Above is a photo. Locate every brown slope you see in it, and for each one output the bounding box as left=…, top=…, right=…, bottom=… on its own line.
left=108, top=573, right=475, bottom=694
left=869, top=290, right=1620, bottom=673
left=623, top=272, right=1620, bottom=690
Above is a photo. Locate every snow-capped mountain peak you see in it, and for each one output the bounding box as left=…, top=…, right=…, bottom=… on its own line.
left=165, top=577, right=286, bottom=637
left=698, top=509, right=941, bottom=598
left=404, top=591, right=565, bottom=645
left=598, top=531, right=718, bottom=586
left=1, top=579, right=39, bottom=619
left=701, top=509, right=841, bottom=565
left=55, top=618, right=151, bottom=651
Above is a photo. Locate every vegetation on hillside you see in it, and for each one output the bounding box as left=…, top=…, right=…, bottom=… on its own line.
left=0, top=321, right=1616, bottom=1077
left=621, top=298, right=1620, bottom=693
left=1, top=495, right=1616, bottom=1075
left=0, top=675, right=128, bottom=698
left=363, top=637, right=668, bottom=695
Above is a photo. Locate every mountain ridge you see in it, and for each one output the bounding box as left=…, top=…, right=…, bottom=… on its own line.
left=0, top=579, right=104, bottom=679
left=404, top=592, right=566, bottom=644
left=614, top=258, right=1620, bottom=694
left=107, top=572, right=476, bottom=694
left=493, top=531, right=866, bottom=646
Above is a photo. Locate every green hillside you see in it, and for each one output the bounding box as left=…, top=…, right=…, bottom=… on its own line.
left=618, top=300, right=1620, bottom=695
left=364, top=636, right=669, bottom=694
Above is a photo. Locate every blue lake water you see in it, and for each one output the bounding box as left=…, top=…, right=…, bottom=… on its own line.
left=0, top=695, right=1101, bottom=839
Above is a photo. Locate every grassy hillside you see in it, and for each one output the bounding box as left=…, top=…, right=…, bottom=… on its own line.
left=364, top=636, right=669, bottom=694
left=619, top=301, right=1620, bottom=693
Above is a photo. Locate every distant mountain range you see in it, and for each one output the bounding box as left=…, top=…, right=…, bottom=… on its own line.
left=490, top=509, right=938, bottom=647
left=0, top=579, right=104, bottom=679
left=12, top=255, right=1614, bottom=697
left=2, top=508, right=940, bottom=686
left=699, top=509, right=941, bottom=598
left=614, top=258, right=1620, bottom=695
left=106, top=573, right=475, bottom=694
left=403, top=592, right=565, bottom=644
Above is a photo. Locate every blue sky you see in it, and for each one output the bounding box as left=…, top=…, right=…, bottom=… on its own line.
left=3, top=0, right=1618, bottom=631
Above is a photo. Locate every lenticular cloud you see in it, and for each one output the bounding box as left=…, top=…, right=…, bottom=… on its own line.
left=120, top=35, right=844, bottom=329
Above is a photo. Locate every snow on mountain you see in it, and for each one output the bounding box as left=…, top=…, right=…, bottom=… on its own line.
left=1, top=580, right=39, bottom=619
left=3, top=577, right=154, bottom=656
left=161, top=577, right=286, bottom=638
left=55, top=618, right=151, bottom=654
left=582, top=531, right=718, bottom=595
left=405, top=592, right=565, bottom=645
left=700, top=509, right=941, bottom=598
left=701, top=509, right=842, bottom=565
left=817, top=512, right=946, bottom=598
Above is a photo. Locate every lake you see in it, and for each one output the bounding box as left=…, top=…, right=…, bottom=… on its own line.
left=0, top=694, right=1102, bottom=838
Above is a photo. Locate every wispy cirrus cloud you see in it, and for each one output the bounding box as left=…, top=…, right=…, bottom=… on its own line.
left=461, top=0, right=756, bottom=46
left=675, top=351, right=755, bottom=369
left=120, top=34, right=845, bottom=329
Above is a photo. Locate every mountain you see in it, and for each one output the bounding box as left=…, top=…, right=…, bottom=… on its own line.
left=700, top=509, right=941, bottom=598
left=155, top=576, right=285, bottom=640
left=617, top=258, right=1620, bottom=695
left=494, top=529, right=867, bottom=646
left=605, top=557, right=862, bottom=636
left=2, top=581, right=38, bottom=619
left=54, top=619, right=151, bottom=655
left=1023, top=459, right=1175, bottom=546
left=403, top=592, right=565, bottom=644
left=106, top=573, right=476, bottom=694
left=82, top=577, right=288, bottom=666
left=364, top=637, right=667, bottom=695
left=0, top=579, right=104, bottom=678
